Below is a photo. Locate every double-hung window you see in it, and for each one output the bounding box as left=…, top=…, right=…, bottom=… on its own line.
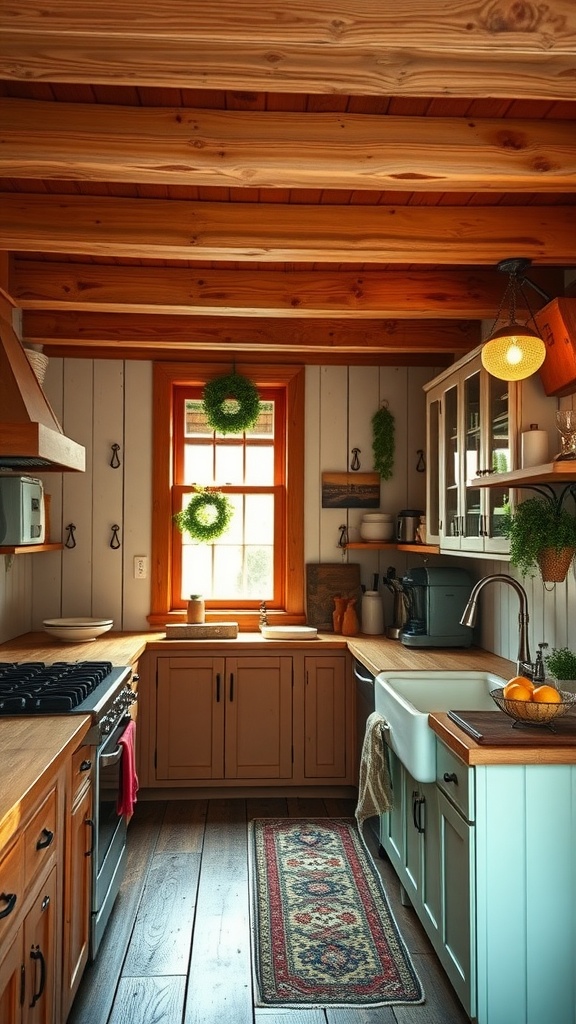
left=150, top=363, right=304, bottom=628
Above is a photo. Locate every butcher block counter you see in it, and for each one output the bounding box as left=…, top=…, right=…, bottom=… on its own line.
left=3, top=631, right=575, bottom=767
left=0, top=715, right=91, bottom=849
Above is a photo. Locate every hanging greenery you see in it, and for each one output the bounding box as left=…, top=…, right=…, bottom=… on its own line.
left=371, top=404, right=395, bottom=480
left=174, top=487, right=234, bottom=543
left=202, top=372, right=261, bottom=434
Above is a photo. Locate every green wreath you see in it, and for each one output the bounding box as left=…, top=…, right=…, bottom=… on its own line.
left=202, top=372, right=261, bottom=434
left=174, top=488, right=234, bottom=543
left=372, top=404, right=395, bottom=480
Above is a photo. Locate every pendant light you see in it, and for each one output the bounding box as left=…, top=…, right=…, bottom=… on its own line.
left=481, top=258, right=548, bottom=382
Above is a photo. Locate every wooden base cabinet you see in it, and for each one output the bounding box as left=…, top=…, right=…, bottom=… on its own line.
left=0, top=868, right=57, bottom=1024
left=155, top=655, right=293, bottom=782
left=62, top=746, right=93, bottom=1020
left=304, top=656, right=347, bottom=779
left=382, top=740, right=576, bottom=1024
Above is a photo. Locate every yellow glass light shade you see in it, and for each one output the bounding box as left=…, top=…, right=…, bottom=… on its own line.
left=481, top=323, right=546, bottom=381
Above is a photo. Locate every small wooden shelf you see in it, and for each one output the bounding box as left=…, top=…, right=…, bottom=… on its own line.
left=345, top=542, right=440, bottom=554
left=0, top=543, right=63, bottom=555
left=471, top=463, right=576, bottom=488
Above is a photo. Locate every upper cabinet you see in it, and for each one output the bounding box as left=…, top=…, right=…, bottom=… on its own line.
left=425, top=350, right=519, bottom=555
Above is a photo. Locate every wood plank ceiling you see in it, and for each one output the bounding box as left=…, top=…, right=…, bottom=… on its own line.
left=0, top=1, right=575, bottom=366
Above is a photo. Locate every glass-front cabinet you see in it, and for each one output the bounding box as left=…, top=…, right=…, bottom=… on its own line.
left=425, top=352, right=517, bottom=553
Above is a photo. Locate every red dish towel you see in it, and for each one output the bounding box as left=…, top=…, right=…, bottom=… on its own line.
left=117, top=719, right=139, bottom=820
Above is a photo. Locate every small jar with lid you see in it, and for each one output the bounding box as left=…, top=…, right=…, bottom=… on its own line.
left=186, top=595, right=205, bottom=624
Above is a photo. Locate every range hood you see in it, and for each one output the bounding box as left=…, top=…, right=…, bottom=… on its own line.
left=0, top=316, right=85, bottom=472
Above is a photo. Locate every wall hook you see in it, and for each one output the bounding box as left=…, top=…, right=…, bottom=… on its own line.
left=338, top=524, right=349, bottom=548
left=350, top=448, right=361, bottom=471
left=110, top=443, right=121, bottom=469
left=110, top=524, right=121, bottom=549
left=65, top=524, right=76, bottom=549
left=416, top=449, right=426, bottom=472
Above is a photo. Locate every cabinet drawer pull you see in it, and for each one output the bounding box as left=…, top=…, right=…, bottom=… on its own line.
left=41, top=894, right=50, bottom=912
left=0, top=892, right=17, bottom=918
left=80, top=759, right=92, bottom=772
left=29, top=945, right=46, bottom=1007
left=36, top=828, right=54, bottom=850
left=443, top=771, right=458, bottom=784
left=229, top=672, right=234, bottom=702
left=85, top=818, right=95, bottom=857
left=216, top=673, right=221, bottom=702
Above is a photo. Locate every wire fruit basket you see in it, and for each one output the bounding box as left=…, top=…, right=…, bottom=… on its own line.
left=490, top=687, right=576, bottom=726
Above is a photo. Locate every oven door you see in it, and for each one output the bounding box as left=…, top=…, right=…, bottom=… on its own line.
left=91, top=714, right=132, bottom=958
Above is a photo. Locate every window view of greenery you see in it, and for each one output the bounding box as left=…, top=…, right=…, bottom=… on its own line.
left=177, top=397, right=277, bottom=603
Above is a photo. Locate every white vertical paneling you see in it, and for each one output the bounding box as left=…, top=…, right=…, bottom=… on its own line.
left=319, top=366, right=348, bottom=563
left=0, top=555, right=32, bottom=642
left=32, top=355, right=65, bottom=624
left=61, top=359, right=94, bottom=616
left=92, top=361, right=125, bottom=625
left=304, top=366, right=321, bottom=565
left=347, top=366, right=382, bottom=590
left=377, top=366, right=408, bottom=517
left=122, top=361, right=153, bottom=630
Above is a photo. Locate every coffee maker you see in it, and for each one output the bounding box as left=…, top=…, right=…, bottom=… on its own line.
left=400, top=566, right=473, bottom=648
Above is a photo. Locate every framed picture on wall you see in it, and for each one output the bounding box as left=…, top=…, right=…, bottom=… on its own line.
left=321, top=472, right=380, bottom=508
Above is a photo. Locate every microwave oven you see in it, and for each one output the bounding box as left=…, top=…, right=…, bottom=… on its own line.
left=0, top=475, right=45, bottom=545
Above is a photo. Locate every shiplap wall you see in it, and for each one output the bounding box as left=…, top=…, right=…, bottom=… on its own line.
left=1, top=358, right=574, bottom=658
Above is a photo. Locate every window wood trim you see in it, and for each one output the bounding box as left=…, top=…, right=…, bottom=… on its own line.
left=149, top=362, right=305, bottom=629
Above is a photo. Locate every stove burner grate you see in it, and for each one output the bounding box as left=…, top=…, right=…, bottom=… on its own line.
left=0, top=661, right=114, bottom=714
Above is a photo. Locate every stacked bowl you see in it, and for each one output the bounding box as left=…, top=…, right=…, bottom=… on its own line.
left=359, top=512, right=395, bottom=542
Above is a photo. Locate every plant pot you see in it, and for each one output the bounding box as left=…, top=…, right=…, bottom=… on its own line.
left=536, top=547, right=576, bottom=583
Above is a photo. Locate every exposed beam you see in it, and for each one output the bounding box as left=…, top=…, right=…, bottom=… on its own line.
left=1, top=195, right=573, bottom=264
left=21, top=311, right=479, bottom=355
left=1, top=1, right=575, bottom=98
left=12, top=262, right=561, bottom=319
left=2, top=99, right=576, bottom=192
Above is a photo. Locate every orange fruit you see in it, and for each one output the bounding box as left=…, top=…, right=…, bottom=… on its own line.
left=503, top=681, right=533, bottom=702
left=532, top=685, right=562, bottom=704
left=503, top=677, right=534, bottom=700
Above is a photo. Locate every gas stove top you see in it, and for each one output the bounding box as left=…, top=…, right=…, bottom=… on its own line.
left=0, top=661, right=132, bottom=717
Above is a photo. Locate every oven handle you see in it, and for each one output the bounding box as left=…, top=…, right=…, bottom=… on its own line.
left=100, top=746, right=123, bottom=768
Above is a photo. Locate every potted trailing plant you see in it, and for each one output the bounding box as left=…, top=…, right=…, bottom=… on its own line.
left=501, top=488, right=576, bottom=582
left=544, top=647, right=576, bottom=691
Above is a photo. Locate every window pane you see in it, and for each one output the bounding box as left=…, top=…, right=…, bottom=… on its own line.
left=245, top=445, right=274, bottom=484
left=183, top=444, right=214, bottom=484
left=246, top=401, right=274, bottom=439
left=245, top=494, right=274, bottom=543
left=213, top=545, right=243, bottom=599
left=215, top=444, right=244, bottom=485
left=185, top=399, right=212, bottom=437
left=181, top=542, right=212, bottom=600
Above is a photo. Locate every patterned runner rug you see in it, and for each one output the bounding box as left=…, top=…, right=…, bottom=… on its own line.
left=249, top=817, right=424, bottom=1007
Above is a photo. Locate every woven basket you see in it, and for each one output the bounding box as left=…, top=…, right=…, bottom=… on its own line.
left=490, top=687, right=576, bottom=725
left=536, top=546, right=575, bottom=583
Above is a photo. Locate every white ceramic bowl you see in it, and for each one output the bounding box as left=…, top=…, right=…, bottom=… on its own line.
left=362, top=512, right=393, bottom=522
left=43, top=618, right=113, bottom=643
left=360, top=522, right=395, bottom=542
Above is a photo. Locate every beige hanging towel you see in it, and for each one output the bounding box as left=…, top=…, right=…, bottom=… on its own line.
left=355, top=711, right=393, bottom=826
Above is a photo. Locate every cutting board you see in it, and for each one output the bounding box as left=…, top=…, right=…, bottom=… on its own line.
left=448, top=710, right=576, bottom=745
left=305, top=563, right=362, bottom=631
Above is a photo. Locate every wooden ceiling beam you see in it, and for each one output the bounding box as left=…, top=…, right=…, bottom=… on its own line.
left=1, top=195, right=573, bottom=264
left=12, top=262, right=561, bottom=319
left=21, top=311, right=479, bottom=355
left=1, top=1, right=575, bottom=99
left=2, top=99, right=576, bottom=192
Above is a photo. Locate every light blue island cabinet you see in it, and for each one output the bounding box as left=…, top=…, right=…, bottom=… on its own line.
left=380, top=736, right=576, bottom=1024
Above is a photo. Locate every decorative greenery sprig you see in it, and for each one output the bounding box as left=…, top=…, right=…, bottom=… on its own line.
left=545, top=647, right=576, bottom=681
left=174, top=487, right=234, bottom=543
left=371, top=404, right=395, bottom=480
left=202, top=372, right=261, bottom=434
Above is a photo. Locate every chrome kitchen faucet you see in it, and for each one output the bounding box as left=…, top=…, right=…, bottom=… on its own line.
left=460, top=573, right=543, bottom=681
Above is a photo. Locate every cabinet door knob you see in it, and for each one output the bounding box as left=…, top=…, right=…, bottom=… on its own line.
left=443, top=771, right=458, bottom=784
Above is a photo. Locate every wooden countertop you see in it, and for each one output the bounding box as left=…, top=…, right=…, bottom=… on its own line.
left=0, top=715, right=91, bottom=850
left=2, top=630, right=572, bottom=766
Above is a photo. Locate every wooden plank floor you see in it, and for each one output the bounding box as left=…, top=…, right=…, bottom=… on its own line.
left=68, top=798, right=469, bottom=1024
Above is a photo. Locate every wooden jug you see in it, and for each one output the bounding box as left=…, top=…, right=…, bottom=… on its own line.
left=341, top=597, right=359, bottom=637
